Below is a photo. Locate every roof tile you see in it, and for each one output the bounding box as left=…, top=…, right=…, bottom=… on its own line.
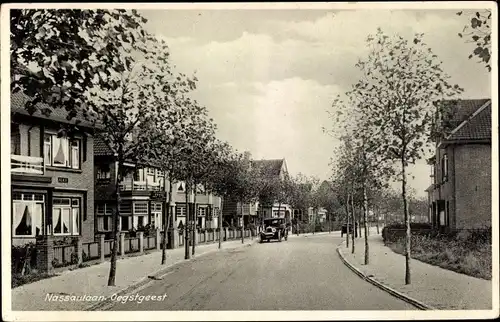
left=446, top=101, right=491, bottom=141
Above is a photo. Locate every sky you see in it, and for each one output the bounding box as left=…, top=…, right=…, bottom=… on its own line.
left=138, top=7, right=492, bottom=198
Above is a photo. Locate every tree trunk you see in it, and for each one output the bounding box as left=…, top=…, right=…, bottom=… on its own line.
left=219, top=195, right=223, bottom=249
left=184, top=181, right=190, bottom=260
left=108, top=153, right=123, bottom=286
left=402, top=158, right=411, bottom=285
left=363, top=183, right=369, bottom=265
left=241, top=200, right=245, bottom=244
left=345, top=193, right=350, bottom=248
left=376, top=206, right=380, bottom=235
left=192, top=184, right=197, bottom=256
left=161, top=172, right=172, bottom=265
left=350, top=191, right=355, bottom=254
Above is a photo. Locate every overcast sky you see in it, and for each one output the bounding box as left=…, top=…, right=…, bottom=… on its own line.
left=138, top=8, right=491, bottom=198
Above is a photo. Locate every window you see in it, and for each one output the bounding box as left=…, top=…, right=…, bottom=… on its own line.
left=12, top=193, right=45, bottom=237
left=44, top=134, right=81, bottom=169
left=176, top=205, right=186, bottom=217
left=151, top=202, right=162, bottom=212
left=96, top=203, right=113, bottom=231
left=53, top=197, right=80, bottom=236
left=198, top=207, right=207, bottom=217
left=150, top=202, right=162, bottom=230
left=147, top=168, right=155, bottom=176
left=177, top=182, right=185, bottom=192
left=96, top=165, right=111, bottom=180
left=133, top=202, right=148, bottom=215
left=121, top=216, right=130, bottom=231
left=119, top=202, right=132, bottom=215
left=442, top=154, right=448, bottom=182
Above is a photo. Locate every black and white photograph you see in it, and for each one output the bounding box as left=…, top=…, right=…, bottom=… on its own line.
left=1, top=2, right=498, bottom=321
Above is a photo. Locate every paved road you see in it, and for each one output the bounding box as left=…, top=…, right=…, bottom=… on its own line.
left=106, top=234, right=415, bottom=310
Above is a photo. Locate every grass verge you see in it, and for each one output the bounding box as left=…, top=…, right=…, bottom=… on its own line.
left=387, top=233, right=491, bottom=280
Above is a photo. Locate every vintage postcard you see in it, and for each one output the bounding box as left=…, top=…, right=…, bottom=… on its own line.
left=1, top=1, right=498, bottom=321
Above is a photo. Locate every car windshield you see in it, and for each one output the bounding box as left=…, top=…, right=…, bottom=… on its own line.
left=264, top=219, right=283, bottom=226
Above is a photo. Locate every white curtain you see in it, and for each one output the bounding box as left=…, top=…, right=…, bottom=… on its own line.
left=62, top=208, right=70, bottom=234
left=13, top=203, right=29, bottom=236
left=53, top=208, right=62, bottom=234
left=72, top=208, right=79, bottom=235
left=52, top=137, right=68, bottom=166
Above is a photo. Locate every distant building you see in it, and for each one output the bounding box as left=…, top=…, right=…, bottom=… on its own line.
left=426, top=99, right=491, bottom=231
left=221, top=154, right=292, bottom=227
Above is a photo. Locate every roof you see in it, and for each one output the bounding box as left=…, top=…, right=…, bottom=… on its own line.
left=11, top=91, right=97, bottom=129
left=251, top=159, right=285, bottom=177
left=443, top=100, right=491, bottom=144
left=94, top=137, right=113, bottom=156
left=94, top=136, right=163, bottom=168
left=441, top=99, right=490, bottom=130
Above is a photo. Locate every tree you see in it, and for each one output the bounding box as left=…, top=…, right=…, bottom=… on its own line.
left=91, top=35, right=174, bottom=286
left=287, top=174, right=320, bottom=234
left=11, top=9, right=151, bottom=118
left=457, top=10, right=492, bottom=72
left=205, top=142, right=239, bottom=248
left=134, top=68, right=199, bottom=265
left=11, top=9, right=161, bottom=286
left=347, top=29, right=462, bottom=284
left=186, top=111, right=218, bottom=256
left=225, top=153, right=261, bottom=243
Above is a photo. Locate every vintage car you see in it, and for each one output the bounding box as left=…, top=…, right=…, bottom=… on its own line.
left=260, top=218, right=288, bottom=243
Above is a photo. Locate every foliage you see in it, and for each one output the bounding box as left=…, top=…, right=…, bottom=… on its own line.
left=457, top=10, right=492, bottom=72
left=11, top=243, right=37, bottom=275
left=382, top=223, right=434, bottom=243
left=387, top=231, right=492, bottom=280
left=11, top=9, right=151, bottom=119
left=12, top=271, right=57, bottom=288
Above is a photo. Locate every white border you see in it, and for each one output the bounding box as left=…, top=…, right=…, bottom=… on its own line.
left=1, top=2, right=498, bottom=321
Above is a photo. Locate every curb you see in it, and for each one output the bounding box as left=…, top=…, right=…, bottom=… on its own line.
left=85, top=239, right=257, bottom=311
left=336, top=242, right=435, bottom=311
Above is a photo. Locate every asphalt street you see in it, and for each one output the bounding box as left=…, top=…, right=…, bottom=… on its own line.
left=106, top=233, right=415, bottom=310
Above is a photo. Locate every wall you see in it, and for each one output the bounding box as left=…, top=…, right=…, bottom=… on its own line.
left=454, top=144, right=491, bottom=228
left=12, top=122, right=95, bottom=243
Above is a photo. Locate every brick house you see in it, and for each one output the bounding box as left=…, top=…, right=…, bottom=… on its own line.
left=426, top=99, right=492, bottom=231
left=94, top=138, right=168, bottom=239
left=94, top=138, right=222, bottom=239
left=11, top=93, right=95, bottom=246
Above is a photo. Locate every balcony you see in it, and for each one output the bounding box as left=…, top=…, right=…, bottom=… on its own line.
left=11, top=154, right=44, bottom=175
left=119, top=180, right=161, bottom=192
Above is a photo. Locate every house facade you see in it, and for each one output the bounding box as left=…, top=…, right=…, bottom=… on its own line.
left=426, top=99, right=492, bottom=231
left=94, top=138, right=168, bottom=239
left=11, top=93, right=95, bottom=246
left=94, top=138, right=223, bottom=240
left=172, top=181, right=222, bottom=230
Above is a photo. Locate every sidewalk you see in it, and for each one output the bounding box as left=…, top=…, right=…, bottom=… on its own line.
left=11, top=238, right=256, bottom=311
left=338, top=232, right=492, bottom=310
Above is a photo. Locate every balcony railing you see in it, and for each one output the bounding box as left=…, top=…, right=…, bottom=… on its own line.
left=119, top=180, right=161, bottom=192
left=11, top=154, right=44, bottom=175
